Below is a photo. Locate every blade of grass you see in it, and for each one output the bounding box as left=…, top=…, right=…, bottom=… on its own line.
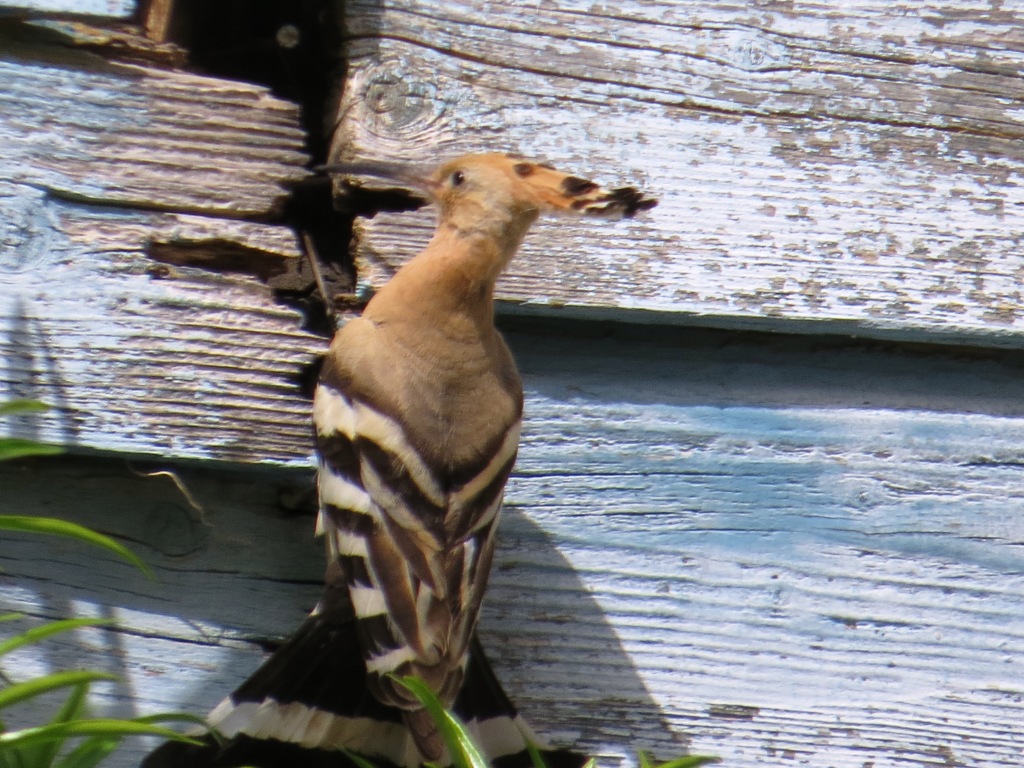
left=0, top=719, right=204, bottom=749
left=52, top=737, right=121, bottom=768
left=640, top=753, right=722, bottom=768
left=0, top=618, right=115, bottom=658
left=133, top=712, right=215, bottom=731
left=393, top=676, right=489, bottom=768
left=0, top=439, right=62, bottom=462
left=0, top=401, right=50, bottom=416
left=0, top=746, right=28, bottom=768
left=0, top=671, right=116, bottom=710
left=14, top=680, right=92, bottom=768
left=0, top=517, right=151, bottom=578
left=649, top=757, right=721, bottom=768
left=51, top=680, right=89, bottom=725
left=524, top=741, right=547, bottom=768
left=340, top=747, right=380, bottom=768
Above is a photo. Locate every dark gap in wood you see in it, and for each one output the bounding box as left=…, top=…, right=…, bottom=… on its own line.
left=332, top=180, right=429, bottom=219
left=272, top=174, right=352, bottom=338
left=498, top=312, right=1024, bottom=417
left=139, top=0, right=361, bottom=337
left=270, top=178, right=428, bottom=338
left=499, top=311, right=1024, bottom=368
left=292, top=352, right=325, bottom=402
left=151, top=0, right=342, bottom=165
left=130, top=2, right=428, bottom=346
left=148, top=241, right=292, bottom=280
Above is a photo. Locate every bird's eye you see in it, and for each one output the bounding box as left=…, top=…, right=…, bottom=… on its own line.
left=451, top=170, right=466, bottom=187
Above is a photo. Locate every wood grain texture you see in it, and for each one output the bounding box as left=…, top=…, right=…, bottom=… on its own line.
left=0, top=42, right=308, bottom=216
left=335, top=0, right=1024, bottom=348
left=0, top=0, right=134, bottom=16
left=0, top=39, right=322, bottom=463
left=5, top=327, right=1023, bottom=767
left=0, top=193, right=322, bottom=464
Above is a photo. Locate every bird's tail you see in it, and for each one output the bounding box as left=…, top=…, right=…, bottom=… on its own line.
left=142, top=607, right=588, bottom=768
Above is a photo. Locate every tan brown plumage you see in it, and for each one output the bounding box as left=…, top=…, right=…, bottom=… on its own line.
left=314, top=154, right=655, bottom=759
left=142, top=152, right=656, bottom=768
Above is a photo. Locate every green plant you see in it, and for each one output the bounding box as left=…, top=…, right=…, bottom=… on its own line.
left=390, top=675, right=721, bottom=768
left=1, top=401, right=719, bottom=767
left=0, top=400, right=199, bottom=767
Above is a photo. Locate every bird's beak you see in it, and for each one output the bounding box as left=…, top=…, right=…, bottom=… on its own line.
left=320, top=160, right=437, bottom=194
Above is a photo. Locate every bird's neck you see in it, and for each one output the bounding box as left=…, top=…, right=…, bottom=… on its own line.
left=367, top=221, right=529, bottom=334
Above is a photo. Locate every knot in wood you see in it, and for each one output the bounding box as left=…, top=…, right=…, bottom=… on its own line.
left=723, top=30, right=786, bottom=72
left=0, top=194, right=53, bottom=274
left=361, top=60, right=439, bottom=134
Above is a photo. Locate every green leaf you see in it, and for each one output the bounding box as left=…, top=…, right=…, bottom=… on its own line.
left=133, top=712, right=212, bottom=730
left=0, top=400, right=50, bottom=416
left=530, top=740, right=559, bottom=768
left=642, top=754, right=722, bottom=768
left=12, top=681, right=92, bottom=768
left=0, top=671, right=116, bottom=711
left=0, top=439, right=62, bottom=462
left=0, top=618, right=115, bottom=659
left=0, top=400, right=61, bottom=463
left=0, top=746, right=27, bottom=768
left=0, top=614, right=23, bottom=623
left=52, top=737, right=120, bottom=768
left=392, top=676, right=489, bottom=768
left=341, top=748, right=380, bottom=768
left=0, top=719, right=203, bottom=749
left=50, top=682, right=89, bottom=727
left=0, top=517, right=152, bottom=579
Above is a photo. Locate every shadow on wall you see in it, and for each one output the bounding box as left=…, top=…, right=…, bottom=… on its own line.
left=0, top=455, right=677, bottom=768
left=9, top=320, right=1024, bottom=766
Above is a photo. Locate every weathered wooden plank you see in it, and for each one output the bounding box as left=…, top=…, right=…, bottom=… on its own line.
left=337, top=0, right=1024, bottom=347
left=0, top=35, right=322, bottom=463
left=0, top=0, right=134, bottom=16
left=4, top=325, right=1023, bottom=766
left=0, top=191, right=322, bottom=465
left=0, top=41, right=308, bottom=216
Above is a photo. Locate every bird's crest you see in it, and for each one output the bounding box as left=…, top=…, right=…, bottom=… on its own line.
left=499, top=155, right=657, bottom=218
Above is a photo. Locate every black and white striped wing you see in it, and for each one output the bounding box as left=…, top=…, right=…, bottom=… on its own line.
left=312, top=382, right=519, bottom=709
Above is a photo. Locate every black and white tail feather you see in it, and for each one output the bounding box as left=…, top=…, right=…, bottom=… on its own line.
left=142, top=583, right=581, bottom=768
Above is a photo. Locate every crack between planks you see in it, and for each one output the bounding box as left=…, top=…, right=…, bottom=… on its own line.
left=21, top=180, right=298, bottom=224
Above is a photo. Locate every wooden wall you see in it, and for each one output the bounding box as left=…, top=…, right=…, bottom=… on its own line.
left=3, top=2, right=1024, bottom=767
left=339, top=0, right=1024, bottom=347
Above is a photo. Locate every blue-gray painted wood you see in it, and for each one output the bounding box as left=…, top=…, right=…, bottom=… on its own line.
left=339, top=0, right=1024, bottom=348
left=0, top=0, right=134, bottom=16
left=0, top=34, right=317, bottom=464
left=3, top=325, right=1022, bottom=766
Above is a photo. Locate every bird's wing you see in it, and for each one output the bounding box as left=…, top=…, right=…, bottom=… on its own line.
left=312, top=370, right=520, bottom=712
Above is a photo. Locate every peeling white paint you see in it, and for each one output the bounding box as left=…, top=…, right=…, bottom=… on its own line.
left=342, top=0, right=1024, bottom=346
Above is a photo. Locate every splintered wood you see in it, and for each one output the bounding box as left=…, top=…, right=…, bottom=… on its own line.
left=0, top=41, right=318, bottom=464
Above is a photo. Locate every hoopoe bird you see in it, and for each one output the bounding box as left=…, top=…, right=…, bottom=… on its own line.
left=143, top=153, right=656, bottom=768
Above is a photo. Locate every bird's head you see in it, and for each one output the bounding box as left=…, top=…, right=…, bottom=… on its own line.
left=326, top=152, right=656, bottom=244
